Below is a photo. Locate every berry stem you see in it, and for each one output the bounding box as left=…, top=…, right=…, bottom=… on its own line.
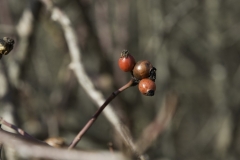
left=68, top=79, right=135, bottom=149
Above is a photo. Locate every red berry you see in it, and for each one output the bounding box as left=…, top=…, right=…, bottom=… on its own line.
left=118, top=50, right=136, bottom=72
left=133, top=60, right=153, bottom=80
left=138, top=78, right=156, bottom=96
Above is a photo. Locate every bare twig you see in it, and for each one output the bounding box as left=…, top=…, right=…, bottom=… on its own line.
left=40, top=0, right=139, bottom=155
left=69, top=79, right=135, bottom=149
left=0, top=117, right=46, bottom=145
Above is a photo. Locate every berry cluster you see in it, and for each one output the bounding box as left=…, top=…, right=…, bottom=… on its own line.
left=118, top=50, right=156, bottom=96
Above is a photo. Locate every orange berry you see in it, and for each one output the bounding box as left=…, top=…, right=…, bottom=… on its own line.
left=118, top=50, right=136, bottom=72
left=138, top=78, right=156, bottom=96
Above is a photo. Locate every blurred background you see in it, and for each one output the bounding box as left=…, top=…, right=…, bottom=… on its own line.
left=0, top=0, right=240, bottom=159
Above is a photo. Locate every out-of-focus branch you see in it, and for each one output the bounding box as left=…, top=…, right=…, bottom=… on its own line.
left=0, top=2, right=42, bottom=160
left=0, top=117, right=47, bottom=145
left=7, top=0, right=42, bottom=87
left=40, top=0, right=139, bottom=156
left=69, top=79, right=135, bottom=149
left=0, top=128, right=128, bottom=160
left=136, top=92, right=178, bottom=154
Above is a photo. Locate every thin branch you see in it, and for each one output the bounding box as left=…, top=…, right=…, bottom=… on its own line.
left=69, top=79, right=135, bottom=149
left=0, top=117, right=46, bottom=145
left=0, top=117, right=29, bottom=136
left=40, top=0, right=139, bottom=155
